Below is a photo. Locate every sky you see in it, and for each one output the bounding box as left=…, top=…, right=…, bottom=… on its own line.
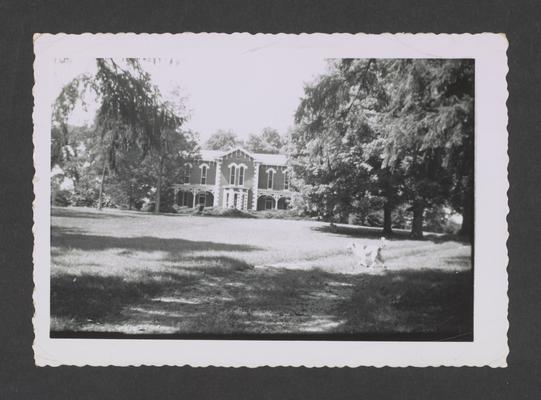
left=53, top=56, right=330, bottom=142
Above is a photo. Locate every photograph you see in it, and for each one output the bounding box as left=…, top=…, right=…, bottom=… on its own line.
left=48, top=55, right=474, bottom=340
left=32, top=33, right=508, bottom=366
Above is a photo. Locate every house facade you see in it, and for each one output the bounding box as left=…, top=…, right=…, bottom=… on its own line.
left=172, top=147, right=294, bottom=211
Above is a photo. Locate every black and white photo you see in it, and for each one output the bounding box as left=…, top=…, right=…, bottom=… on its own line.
left=33, top=33, right=508, bottom=367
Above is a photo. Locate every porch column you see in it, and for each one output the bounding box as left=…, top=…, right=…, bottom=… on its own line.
left=214, top=160, right=222, bottom=207
left=222, top=189, right=228, bottom=208
left=173, top=186, right=179, bottom=205
left=192, top=189, right=197, bottom=208
left=274, top=194, right=279, bottom=210
left=252, top=162, right=260, bottom=210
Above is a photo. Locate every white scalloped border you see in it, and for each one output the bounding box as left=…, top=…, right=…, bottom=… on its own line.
left=32, top=33, right=509, bottom=367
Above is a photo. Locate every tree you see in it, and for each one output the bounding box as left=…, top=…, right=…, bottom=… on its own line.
left=245, top=127, right=285, bottom=154
left=51, top=58, right=189, bottom=212
left=379, top=59, right=474, bottom=238
left=293, top=58, right=474, bottom=238
left=292, top=59, right=389, bottom=225
left=147, top=128, right=198, bottom=213
left=204, top=129, right=242, bottom=151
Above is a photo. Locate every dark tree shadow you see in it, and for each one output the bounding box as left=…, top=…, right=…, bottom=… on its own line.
left=51, top=227, right=262, bottom=256
left=333, top=268, right=473, bottom=341
left=52, top=207, right=145, bottom=220
left=51, top=256, right=473, bottom=340
left=312, top=224, right=471, bottom=245
left=312, top=224, right=411, bottom=241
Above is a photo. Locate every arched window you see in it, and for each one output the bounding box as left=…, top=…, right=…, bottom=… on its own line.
left=200, top=165, right=207, bottom=185
left=267, top=169, right=274, bottom=189
left=284, top=171, right=290, bottom=190
left=238, top=166, right=245, bottom=186
left=230, top=165, right=236, bottom=185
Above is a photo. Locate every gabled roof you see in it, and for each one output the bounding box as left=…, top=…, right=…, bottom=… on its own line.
left=197, top=147, right=288, bottom=166
left=221, top=147, right=256, bottom=160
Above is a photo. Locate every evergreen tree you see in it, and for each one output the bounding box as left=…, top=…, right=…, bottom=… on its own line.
left=379, top=59, right=474, bottom=238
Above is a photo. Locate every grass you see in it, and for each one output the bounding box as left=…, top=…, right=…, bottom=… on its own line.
left=50, top=206, right=473, bottom=339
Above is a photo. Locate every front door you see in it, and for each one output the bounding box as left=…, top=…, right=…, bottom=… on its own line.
left=233, top=193, right=238, bottom=209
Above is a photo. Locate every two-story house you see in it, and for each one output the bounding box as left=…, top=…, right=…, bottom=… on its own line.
left=172, top=147, right=294, bottom=211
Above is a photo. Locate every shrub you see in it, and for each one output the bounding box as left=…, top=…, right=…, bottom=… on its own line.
left=365, top=210, right=384, bottom=227
left=255, top=209, right=305, bottom=220
left=141, top=201, right=155, bottom=212
left=202, top=207, right=257, bottom=219
left=424, top=206, right=462, bottom=234
left=52, top=190, right=71, bottom=207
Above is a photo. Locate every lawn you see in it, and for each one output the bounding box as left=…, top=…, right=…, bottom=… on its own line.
left=50, top=206, right=473, bottom=340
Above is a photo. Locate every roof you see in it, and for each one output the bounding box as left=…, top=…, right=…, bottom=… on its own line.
left=253, top=153, right=287, bottom=166
left=199, top=147, right=287, bottom=166
left=199, top=149, right=224, bottom=161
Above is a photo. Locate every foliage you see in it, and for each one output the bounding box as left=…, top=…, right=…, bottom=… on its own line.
left=292, top=58, right=474, bottom=237
left=51, top=58, right=193, bottom=212
left=245, top=127, right=286, bottom=154
left=291, top=60, right=385, bottom=223
left=204, top=129, right=242, bottom=151
left=379, top=59, right=474, bottom=237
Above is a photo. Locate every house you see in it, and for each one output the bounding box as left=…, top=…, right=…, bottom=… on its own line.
left=172, top=147, right=294, bottom=211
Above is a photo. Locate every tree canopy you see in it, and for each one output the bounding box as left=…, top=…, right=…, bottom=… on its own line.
left=51, top=58, right=193, bottom=212
left=203, top=129, right=242, bottom=151
left=245, top=127, right=286, bottom=154
left=292, top=58, right=474, bottom=237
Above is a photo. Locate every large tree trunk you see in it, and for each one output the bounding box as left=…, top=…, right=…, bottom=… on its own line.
left=459, top=181, right=473, bottom=240
left=410, top=201, right=425, bottom=239
left=383, top=199, right=393, bottom=236
left=128, top=182, right=133, bottom=210
left=97, top=159, right=107, bottom=210
left=154, top=156, right=164, bottom=214
left=339, top=207, right=349, bottom=224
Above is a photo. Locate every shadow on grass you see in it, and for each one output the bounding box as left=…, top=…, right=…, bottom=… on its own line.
left=51, top=254, right=473, bottom=340
left=51, top=226, right=262, bottom=256
left=52, top=207, right=146, bottom=220
left=334, top=268, right=473, bottom=340
left=311, top=224, right=471, bottom=244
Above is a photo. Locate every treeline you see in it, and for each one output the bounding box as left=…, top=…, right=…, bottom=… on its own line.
left=203, top=127, right=287, bottom=154
left=289, top=59, right=474, bottom=239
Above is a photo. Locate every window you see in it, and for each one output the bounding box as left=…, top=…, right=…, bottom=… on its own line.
left=183, top=164, right=191, bottom=184
left=238, top=166, right=245, bottom=186
left=284, top=171, right=289, bottom=190
left=230, top=165, right=236, bottom=185
left=267, top=169, right=274, bottom=189
left=265, top=197, right=273, bottom=210
left=198, top=193, right=206, bottom=205
left=178, top=191, right=190, bottom=207
left=200, top=165, right=207, bottom=185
